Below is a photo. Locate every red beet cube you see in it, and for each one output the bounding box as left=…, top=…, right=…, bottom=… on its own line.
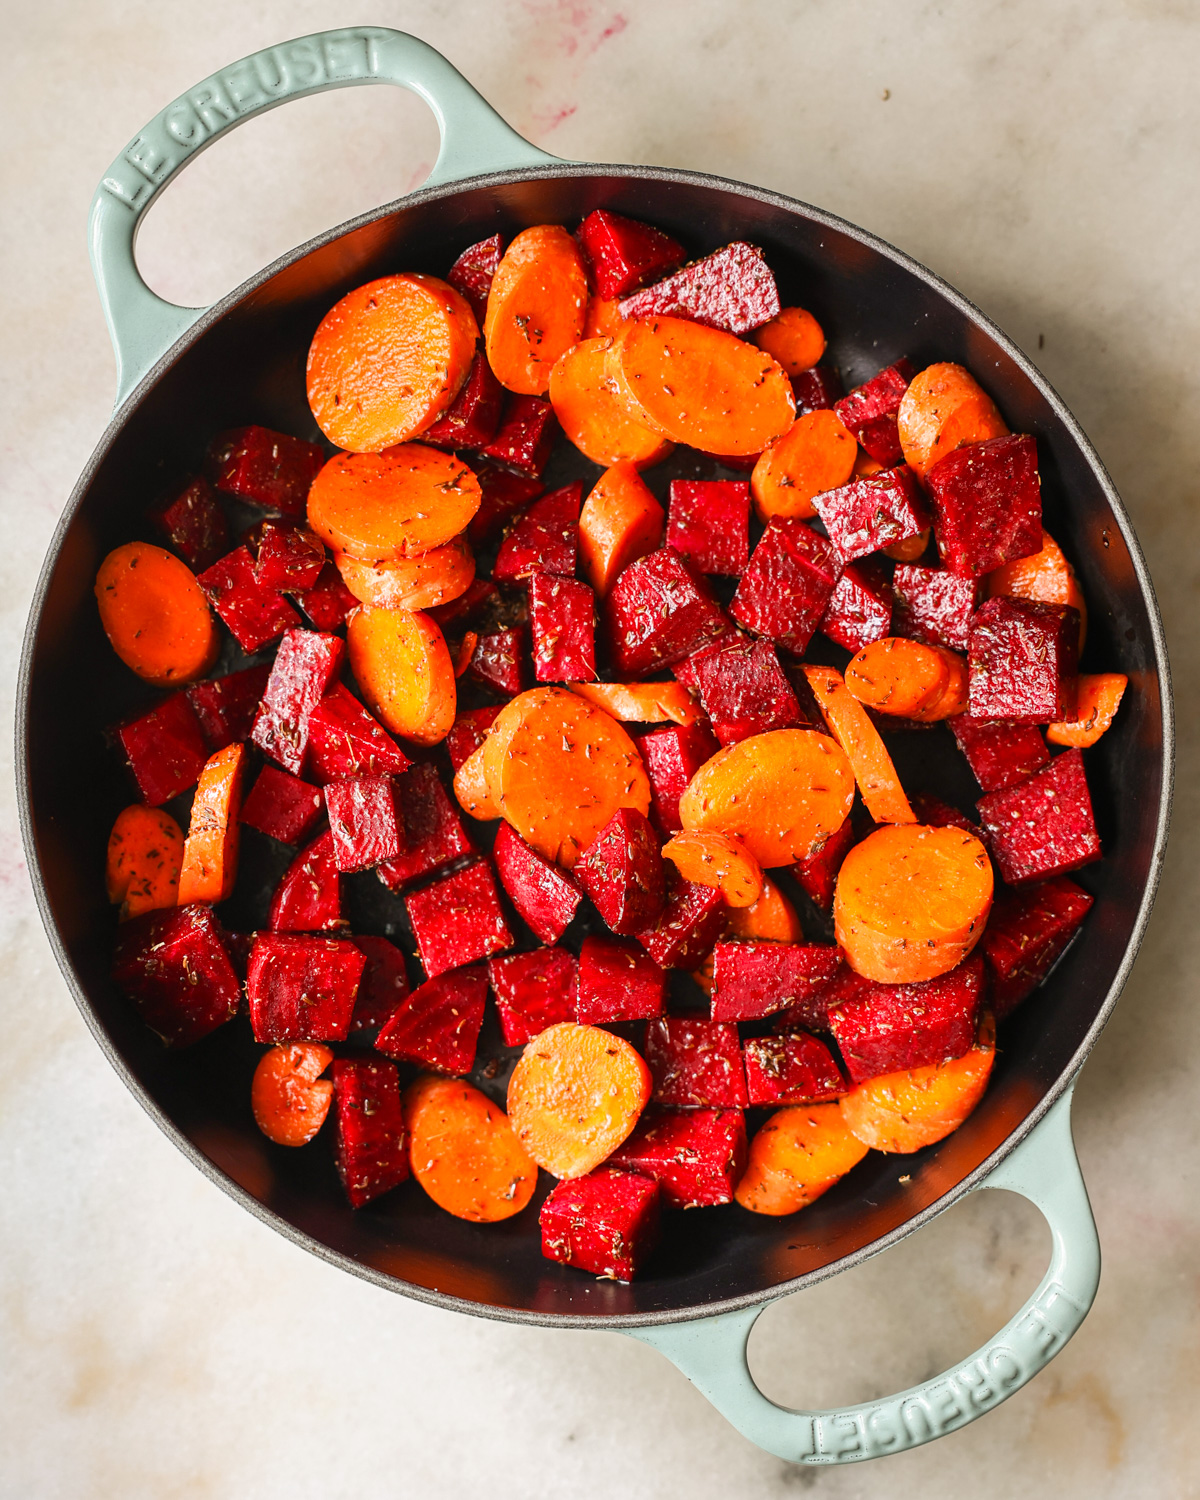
left=968, top=597, right=1079, bottom=723
left=811, top=465, right=930, bottom=564
left=491, top=821, right=582, bottom=944
left=467, top=626, right=531, bottom=697
left=208, top=426, right=325, bottom=517
left=645, top=1017, right=748, bottom=1108
left=540, top=1168, right=662, bottom=1281
left=892, top=564, right=980, bottom=652
left=637, top=877, right=725, bottom=971
left=422, top=351, right=504, bottom=451
left=247, top=931, right=366, bottom=1043
left=666, top=480, right=751, bottom=577
left=268, top=829, right=341, bottom=932
left=405, top=859, right=513, bottom=978
left=112, top=904, right=241, bottom=1047
left=743, top=1033, right=847, bottom=1105
left=639, top=722, right=720, bottom=833
left=710, top=941, right=843, bottom=1023
left=608, top=1108, right=747, bottom=1208
left=251, top=628, right=345, bottom=775
left=332, top=1058, right=409, bottom=1208
left=773, top=957, right=864, bottom=1035
left=375, top=965, right=488, bottom=1073
left=909, top=793, right=983, bottom=839
left=446, top=706, right=501, bottom=773
left=529, top=572, right=597, bottom=682
left=325, top=775, right=404, bottom=873
left=149, top=476, right=229, bottom=571
left=576, top=936, right=666, bottom=1023
left=792, top=365, right=844, bottom=414
left=983, top=876, right=1095, bottom=1018
left=576, top=808, right=665, bottom=936
left=820, top=560, right=893, bottom=652
left=480, top=394, right=558, bottom=479
left=467, top=466, right=544, bottom=545
left=926, top=434, right=1043, bottom=578
left=240, top=764, right=324, bottom=845
left=376, top=764, right=472, bottom=889
left=254, top=521, right=326, bottom=592
left=115, top=693, right=208, bottom=806
left=618, top=242, right=781, bottom=335
left=686, top=637, right=802, bottom=747
left=304, top=682, right=410, bottom=784
left=446, top=232, right=503, bottom=320
left=606, top=548, right=729, bottom=676
left=198, top=545, right=300, bottom=653
left=294, top=560, right=359, bottom=631
left=186, top=664, right=272, bottom=752
left=792, top=819, right=856, bottom=911
left=493, top=481, right=581, bottom=583
left=827, top=955, right=984, bottom=1084
left=577, top=209, right=685, bottom=298
left=350, top=935, right=410, bottom=1035
left=832, top=359, right=914, bottom=466
left=953, top=717, right=1051, bottom=793
left=730, top=519, right=840, bottom=655
left=487, top=947, right=578, bottom=1047
left=977, top=748, right=1100, bottom=884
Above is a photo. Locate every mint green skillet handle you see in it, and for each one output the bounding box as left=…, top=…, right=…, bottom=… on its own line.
left=630, top=1086, right=1099, bottom=1464
left=89, top=27, right=560, bottom=408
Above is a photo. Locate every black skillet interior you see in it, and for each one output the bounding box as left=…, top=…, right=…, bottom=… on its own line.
left=20, top=168, right=1168, bottom=1325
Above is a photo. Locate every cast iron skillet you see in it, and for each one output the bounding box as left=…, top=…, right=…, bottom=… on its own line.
left=16, top=28, right=1172, bottom=1464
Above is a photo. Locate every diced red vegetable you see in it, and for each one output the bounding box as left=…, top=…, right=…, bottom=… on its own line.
left=926, top=434, right=1042, bottom=578
left=466, top=466, right=544, bottom=545
left=952, top=717, right=1051, bottom=793
left=487, top=947, right=578, bottom=1047
left=305, top=681, right=411, bottom=783
left=115, top=692, right=209, bottom=806
left=111, top=904, right=241, bottom=1047
left=792, top=365, right=844, bottom=414
left=792, top=818, right=856, bottom=911
left=377, top=762, right=473, bottom=889
left=529, top=571, right=597, bottom=682
left=638, top=721, right=721, bottom=834
left=730, top=518, right=840, bottom=655
left=268, top=829, right=342, bottom=931
left=251, top=628, right=345, bottom=775
left=446, top=706, right=502, bottom=773
left=421, top=351, right=504, bottom=450
left=743, top=1032, right=847, bottom=1105
left=810, top=465, right=930, bottom=564
left=198, top=545, right=301, bottom=653
left=247, top=931, right=366, bottom=1043
left=404, top=859, right=513, bottom=978
left=148, top=476, right=229, bottom=571
left=710, top=941, right=843, bottom=1022
left=254, top=521, right=326, bottom=592
left=968, top=597, right=1080, bottom=723
left=576, top=808, right=665, bottom=936
left=350, top=934, right=410, bottom=1035
left=324, top=774, right=404, bottom=872
left=982, top=876, right=1095, bottom=1018
left=240, top=764, right=324, bottom=845
left=772, top=958, right=866, bottom=1035
left=467, top=626, right=531, bottom=698
left=820, top=559, right=893, bottom=652
left=827, top=954, right=984, bottom=1084
left=375, top=964, right=488, bottom=1073
left=976, top=748, right=1101, bottom=884
left=618, top=242, right=781, bottom=334
left=577, top=209, right=685, bottom=298
left=493, top=481, right=581, bottom=583
left=480, top=394, right=558, bottom=479
left=427, top=578, right=499, bottom=634
left=666, top=480, right=751, bottom=576
left=832, top=359, right=914, bottom=466
left=908, top=793, right=983, bottom=839
left=446, top=232, right=503, bottom=320
left=332, top=1058, right=409, bottom=1208
left=294, top=560, right=359, bottom=631
left=688, top=636, right=804, bottom=747
left=186, top=664, right=273, bottom=753
left=605, top=548, right=729, bottom=676
left=637, top=876, right=726, bottom=971
left=208, top=425, right=325, bottom=517
left=644, top=1017, right=748, bottom=1108
left=540, top=1167, right=662, bottom=1280
left=607, top=1108, right=748, bottom=1208
left=491, top=820, right=582, bottom=944
left=576, top=935, right=666, bottom=1023
left=892, top=564, right=980, bottom=652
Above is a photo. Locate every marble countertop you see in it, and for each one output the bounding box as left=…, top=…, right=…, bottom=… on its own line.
left=2, top=2, right=1196, bottom=1494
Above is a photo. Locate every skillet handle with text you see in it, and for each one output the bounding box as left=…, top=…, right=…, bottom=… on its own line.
left=628, top=1086, right=1100, bottom=1464
left=89, top=27, right=561, bottom=407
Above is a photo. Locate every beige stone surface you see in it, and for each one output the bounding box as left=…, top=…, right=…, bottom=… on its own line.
left=1, top=1, right=1195, bottom=1494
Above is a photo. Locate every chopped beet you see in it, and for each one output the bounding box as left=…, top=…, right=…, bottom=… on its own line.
left=251, top=628, right=345, bottom=775
left=792, top=818, right=856, bottom=911
left=268, top=829, right=342, bottom=931
left=529, top=572, right=597, bottom=682
left=493, top=481, right=581, bottom=583
left=491, top=821, right=582, bottom=944
left=730, top=519, right=840, bottom=655
left=820, top=559, right=893, bottom=652
left=487, top=947, right=578, bottom=1046
left=404, top=859, right=513, bottom=978
left=324, top=775, right=404, bottom=873
left=186, top=664, right=272, bottom=752
left=375, top=965, right=488, bottom=1073
left=743, top=1032, right=847, bottom=1105
left=577, top=209, right=685, bottom=298
left=240, top=765, right=324, bottom=845
left=305, top=682, right=411, bottom=783
left=983, top=876, right=1095, bottom=1018
left=827, top=955, right=984, bottom=1084
left=892, top=564, right=980, bottom=652
left=446, top=232, right=503, bottom=320
left=909, top=793, right=983, bottom=839
left=148, top=476, right=229, bottom=571
left=606, top=548, right=729, bottom=676
left=926, top=434, right=1043, bottom=578
left=246, top=931, right=366, bottom=1043
left=968, top=597, right=1080, bottom=723
left=427, top=578, right=500, bottom=635
left=115, top=693, right=208, bottom=806
left=294, top=560, right=359, bottom=631
left=540, top=1168, right=661, bottom=1281
left=810, top=465, right=930, bottom=564
left=832, top=359, right=914, bottom=466
left=466, top=467, right=544, bottom=545
left=953, top=717, right=1051, bottom=793
left=377, top=763, right=473, bottom=889
left=467, top=626, right=531, bottom=698
left=618, top=242, right=781, bottom=334
left=198, top=545, right=301, bottom=653
left=112, top=904, right=241, bottom=1047
left=446, top=706, right=501, bottom=772
left=710, top=941, right=844, bottom=1023
left=254, top=521, right=326, bottom=592
left=208, top=425, right=325, bottom=517
left=350, top=935, right=410, bottom=1035
left=607, top=1108, right=747, bottom=1208
left=576, top=808, right=665, bottom=936
left=666, top=480, right=751, bottom=576
left=638, top=722, right=720, bottom=833
left=480, top=394, right=558, bottom=479
left=576, top=936, right=666, bottom=1023
left=689, top=636, right=804, bottom=747
left=332, top=1058, right=409, bottom=1208
left=637, top=877, right=726, bottom=972
left=644, top=1017, right=748, bottom=1108
left=976, top=748, right=1100, bottom=884
left=422, top=351, right=504, bottom=451
left=773, top=958, right=864, bottom=1035
left=792, top=365, right=844, bottom=414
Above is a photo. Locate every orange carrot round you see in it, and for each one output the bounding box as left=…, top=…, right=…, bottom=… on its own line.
left=484, top=225, right=588, bottom=394
left=802, top=665, right=917, bottom=823
left=507, top=1022, right=651, bottom=1178
left=549, top=337, right=674, bottom=468
left=750, top=409, right=858, bottom=522
left=252, top=1043, right=334, bottom=1147
left=95, top=542, right=218, bottom=687
left=735, top=1102, right=869, bottom=1215
left=578, top=461, right=665, bottom=596
left=897, top=363, right=1008, bottom=480
left=177, top=743, right=246, bottom=905
left=987, top=527, right=1088, bottom=650
left=452, top=740, right=499, bottom=821
left=749, top=306, right=826, bottom=376
left=346, top=606, right=456, bottom=745
left=583, top=295, right=623, bottom=339
left=335, top=534, right=475, bottom=611
left=307, top=446, right=481, bottom=562
left=403, top=1075, right=538, bottom=1222
left=834, top=823, right=994, bottom=984
left=1048, top=672, right=1127, bottom=748
left=727, top=875, right=804, bottom=943
left=844, top=638, right=949, bottom=718
left=911, top=650, right=969, bottom=721
left=568, top=680, right=701, bottom=727
left=662, top=830, right=764, bottom=908
left=106, top=805, right=184, bottom=920
left=307, top=273, right=479, bottom=452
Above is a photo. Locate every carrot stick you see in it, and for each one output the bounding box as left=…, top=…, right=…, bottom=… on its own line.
left=749, top=306, right=826, bottom=376
left=987, top=527, right=1088, bottom=650
left=335, top=534, right=475, bottom=611
left=568, top=680, right=701, bottom=726
left=451, top=630, right=479, bottom=678
left=801, top=665, right=917, bottom=823
left=896, top=362, right=1009, bottom=480
left=662, top=830, right=764, bottom=907
left=452, top=740, right=499, bottom=820
left=549, top=338, right=674, bottom=468
left=307, top=273, right=479, bottom=452
left=484, top=225, right=589, bottom=395
left=95, top=542, right=218, bottom=686
left=844, top=638, right=949, bottom=718
left=734, top=1102, right=869, bottom=1215
left=106, top=805, right=184, bottom=920
left=307, top=445, right=481, bottom=562
left=403, top=1075, right=538, bottom=1222
left=833, top=823, right=993, bottom=984
left=347, top=606, right=456, bottom=746
left=578, top=461, right=665, bottom=596
left=252, top=1043, right=334, bottom=1147
left=177, top=742, right=247, bottom=905
left=727, top=875, right=804, bottom=943
left=750, top=410, right=858, bottom=522
left=1047, top=672, right=1127, bottom=747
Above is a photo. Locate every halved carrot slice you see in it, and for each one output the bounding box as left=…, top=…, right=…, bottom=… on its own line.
left=453, top=740, right=499, bottom=820
left=106, top=805, right=184, bottom=920
left=549, top=338, right=674, bottom=468
left=177, top=742, right=246, bottom=905
left=897, top=362, right=1008, bottom=480
left=1047, top=672, right=1127, bottom=748
left=910, top=650, right=968, bottom=722
left=584, top=295, right=623, bottom=338
left=335, top=534, right=475, bottom=611
left=749, top=306, right=826, bottom=376
left=568, top=681, right=701, bottom=726
left=844, top=638, right=949, bottom=718
left=735, top=1102, right=869, bottom=1215
left=95, top=542, right=218, bottom=687
left=307, top=445, right=480, bottom=562
left=802, top=665, right=916, bottom=824
left=750, top=410, right=857, bottom=522
left=484, top=225, right=588, bottom=394
left=662, top=830, right=764, bottom=908
left=727, top=875, right=803, bottom=943
left=403, top=1076, right=538, bottom=1222
left=347, top=606, right=456, bottom=745
left=987, top=527, right=1088, bottom=650
left=252, top=1043, right=335, bottom=1147
left=578, top=462, right=665, bottom=596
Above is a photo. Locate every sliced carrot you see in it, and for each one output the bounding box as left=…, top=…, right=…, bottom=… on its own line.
left=568, top=680, right=702, bottom=726
left=896, top=362, right=1009, bottom=480
left=452, top=631, right=479, bottom=678
left=882, top=527, right=929, bottom=561
left=727, top=875, right=804, bottom=943
left=452, top=740, right=499, bottom=820
left=177, top=743, right=246, bottom=905
left=749, top=306, right=826, bottom=377
left=662, top=830, right=764, bottom=908
left=584, top=295, right=624, bottom=338
left=95, top=542, right=218, bottom=687
left=484, top=225, right=589, bottom=395
left=106, top=805, right=184, bottom=920
left=346, top=606, right=456, bottom=746
left=307, top=273, right=479, bottom=452
left=578, top=461, right=665, bottom=596
left=802, top=665, right=916, bottom=824
left=911, top=650, right=969, bottom=721
left=1048, top=672, right=1127, bottom=748
left=605, top=316, right=795, bottom=456
left=735, top=1102, right=869, bottom=1216
left=403, top=1075, right=538, bottom=1222
left=750, top=410, right=858, bottom=522
left=678, top=728, right=855, bottom=869
left=307, top=445, right=481, bottom=562
left=251, top=1043, right=334, bottom=1147
left=844, top=638, right=949, bottom=718
left=834, top=823, right=993, bottom=984
left=853, top=449, right=886, bottom=479
left=549, top=337, right=674, bottom=468
left=840, top=1014, right=996, bottom=1152
left=987, top=527, right=1088, bottom=650
left=335, top=534, right=475, bottom=611
left=506, top=1021, right=651, bottom=1178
